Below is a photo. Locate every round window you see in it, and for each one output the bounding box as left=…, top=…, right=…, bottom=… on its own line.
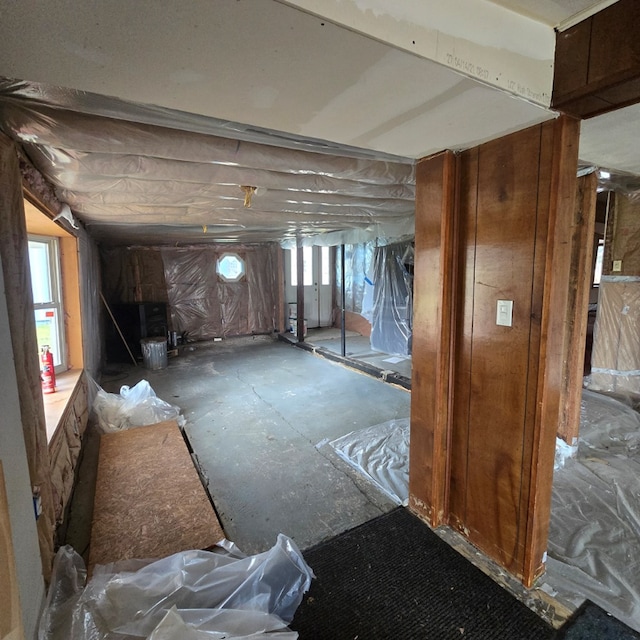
left=217, top=253, right=245, bottom=282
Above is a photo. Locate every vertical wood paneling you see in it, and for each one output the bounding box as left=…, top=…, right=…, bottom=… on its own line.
left=516, top=120, right=554, bottom=581
left=459, top=127, right=542, bottom=571
left=522, top=115, right=581, bottom=586
left=449, top=147, right=478, bottom=531
left=409, top=151, right=456, bottom=527
left=409, top=118, right=581, bottom=586
left=557, top=173, right=597, bottom=444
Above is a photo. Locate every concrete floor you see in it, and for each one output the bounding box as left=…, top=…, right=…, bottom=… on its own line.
left=69, top=335, right=411, bottom=556
left=303, top=328, right=412, bottom=380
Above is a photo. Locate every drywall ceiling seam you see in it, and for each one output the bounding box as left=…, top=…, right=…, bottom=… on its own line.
left=278, top=0, right=555, bottom=106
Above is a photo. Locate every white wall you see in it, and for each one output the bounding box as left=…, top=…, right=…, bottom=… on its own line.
left=0, top=257, right=45, bottom=639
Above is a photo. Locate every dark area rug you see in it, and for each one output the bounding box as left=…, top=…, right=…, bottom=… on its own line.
left=554, top=601, right=640, bottom=639
left=291, top=507, right=554, bottom=639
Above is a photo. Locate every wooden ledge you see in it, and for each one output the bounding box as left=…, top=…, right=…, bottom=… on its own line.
left=43, top=369, right=83, bottom=442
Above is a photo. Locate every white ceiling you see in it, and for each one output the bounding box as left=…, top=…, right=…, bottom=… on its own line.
left=488, top=0, right=615, bottom=26
left=0, top=0, right=635, bottom=245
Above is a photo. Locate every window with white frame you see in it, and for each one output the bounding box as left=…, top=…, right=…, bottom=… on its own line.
left=593, top=237, right=605, bottom=286
left=217, top=252, right=245, bottom=282
left=289, top=246, right=313, bottom=286
left=28, top=235, right=66, bottom=371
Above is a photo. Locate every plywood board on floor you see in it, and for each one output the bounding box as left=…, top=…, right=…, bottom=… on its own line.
left=89, top=420, right=224, bottom=571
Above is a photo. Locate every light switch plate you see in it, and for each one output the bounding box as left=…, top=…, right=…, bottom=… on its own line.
left=613, top=260, right=622, bottom=272
left=496, top=300, right=513, bottom=327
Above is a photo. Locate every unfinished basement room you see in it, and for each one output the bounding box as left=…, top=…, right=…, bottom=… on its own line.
left=2, top=1, right=640, bottom=639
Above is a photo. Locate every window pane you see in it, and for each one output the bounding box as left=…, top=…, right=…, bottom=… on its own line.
left=290, top=248, right=297, bottom=287
left=28, top=241, right=52, bottom=303
left=217, top=253, right=245, bottom=281
left=321, top=246, right=330, bottom=285
left=34, top=308, right=62, bottom=366
left=303, top=246, right=313, bottom=286
left=593, top=239, right=604, bottom=285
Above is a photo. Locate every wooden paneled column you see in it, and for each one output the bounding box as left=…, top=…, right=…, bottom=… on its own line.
left=409, top=117, right=582, bottom=587
left=409, top=150, right=457, bottom=527
left=555, top=173, right=597, bottom=445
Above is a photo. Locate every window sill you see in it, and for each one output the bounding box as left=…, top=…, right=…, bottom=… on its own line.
left=43, top=369, right=83, bottom=442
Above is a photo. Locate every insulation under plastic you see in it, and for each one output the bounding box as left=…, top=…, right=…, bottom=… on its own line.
left=0, top=79, right=415, bottom=246
left=39, top=536, right=314, bottom=640
left=587, top=279, right=640, bottom=399
left=160, top=245, right=279, bottom=340
left=329, top=418, right=409, bottom=505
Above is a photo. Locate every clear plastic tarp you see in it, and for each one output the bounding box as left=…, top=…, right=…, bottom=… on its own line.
left=544, top=389, right=640, bottom=633
left=336, top=242, right=375, bottom=316
left=578, top=165, right=640, bottom=204
left=324, top=391, right=640, bottom=632
left=40, top=536, right=314, bottom=640
left=586, top=278, right=640, bottom=399
left=370, top=241, right=413, bottom=356
left=0, top=79, right=415, bottom=246
left=160, top=245, right=279, bottom=341
left=329, top=418, right=409, bottom=506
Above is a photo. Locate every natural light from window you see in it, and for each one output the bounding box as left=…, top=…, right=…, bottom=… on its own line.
left=28, top=236, right=65, bottom=370
left=290, top=247, right=313, bottom=286
left=217, top=252, right=245, bottom=282
left=593, top=238, right=604, bottom=286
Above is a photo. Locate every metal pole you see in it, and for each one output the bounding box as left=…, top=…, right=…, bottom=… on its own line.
left=296, top=240, right=305, bottom=343
left=341, top=244, right=346, bottom=357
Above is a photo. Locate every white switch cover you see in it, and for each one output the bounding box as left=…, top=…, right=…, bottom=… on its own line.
left=496, top=300, right=513, bottom=327
left=613, top=260, right=622, bottom=272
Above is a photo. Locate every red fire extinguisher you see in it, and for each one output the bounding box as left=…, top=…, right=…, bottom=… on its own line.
left=41, top=345, right=56, bottom=394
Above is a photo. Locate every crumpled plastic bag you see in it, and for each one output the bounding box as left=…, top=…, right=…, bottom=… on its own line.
left=39, top=536, right=313, bottom=640
left=147, top=607, right=297, bottom=639
left=91, top=378, right=184, bottom=433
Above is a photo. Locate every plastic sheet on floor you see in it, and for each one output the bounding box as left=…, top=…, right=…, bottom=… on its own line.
left=39, top=535, right=313, bottom=640
left=545, top=389, right=640, bottom=632
left=329, top=418, right=409, bottom=505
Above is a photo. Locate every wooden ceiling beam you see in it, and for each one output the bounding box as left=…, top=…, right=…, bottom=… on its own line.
left=552, top=0, right=640, bottom=119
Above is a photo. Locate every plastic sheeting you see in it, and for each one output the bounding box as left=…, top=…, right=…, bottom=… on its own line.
left=91, top=379, right=184, bottom=433
left=324, top=390, right=640, bottom=633
left=370, top=241, right=413, bottom=356
left=579, top=165, right=640, bottom=204
left=545, top=389, right=640, bottom=632
left=329, top=418, right=409, bottom=505
left=337, top=242, right=375, bottom=316
left=587, top=279, right=640, bottom=398
left=40, top=535, right=313, bottom=640
left=0, top=79, right=415, bottom=246
left=160, top=245, right=279, bottom=341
